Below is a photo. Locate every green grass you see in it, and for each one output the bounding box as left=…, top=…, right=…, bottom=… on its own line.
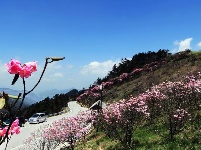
left=73, top=123, right=201, bottom=150
left=74, top=131, right=119, bottom=150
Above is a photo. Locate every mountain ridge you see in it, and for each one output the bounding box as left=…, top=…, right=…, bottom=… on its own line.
left=0, top=88, right=76, bottom=103
left=38, top=88, right=75, bottom=98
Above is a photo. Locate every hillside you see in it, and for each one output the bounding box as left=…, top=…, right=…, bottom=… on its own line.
left=103, top=50, right=201, bottom=103
left=74, top=50, right=201, bottom=150
left=77, top=49, right=201, bottom=107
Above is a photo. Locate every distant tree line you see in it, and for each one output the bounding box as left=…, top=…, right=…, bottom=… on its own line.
left=20, top=89, right=79, bottom=118
left=95, top=49, right=170, bottom=84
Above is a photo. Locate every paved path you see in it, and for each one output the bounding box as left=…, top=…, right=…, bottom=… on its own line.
left=0, top=101, right=88, bottom=150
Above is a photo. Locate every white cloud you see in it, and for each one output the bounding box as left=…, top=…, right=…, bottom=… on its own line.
left=174, top=38, right=193, bottom=52
left=47, top=62, right=62, bottom=69
left=0, top=61, right=7, bottom=74
left=66, top=64, right=73, bottom=69
left=53, top=72, right=63, bottom=78
left=81, top=60, right=120, bottom=77
left=197, top=42, right=201, bottom=47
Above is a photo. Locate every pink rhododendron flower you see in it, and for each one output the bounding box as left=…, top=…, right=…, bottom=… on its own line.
left=11, top=126, right=20, bottom=134
left=6, top=59, right=37, bottom=78
left=0, top=128, right=7, bottom=137
left=19, top=65, right=32, bottom=78
left=24, top=61, right=37, bottom=72
left=0, top=118, right=20, bottom=137
left=6, top=59, right=22, bottom=74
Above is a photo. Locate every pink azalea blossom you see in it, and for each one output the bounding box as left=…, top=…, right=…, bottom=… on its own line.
left=19, top=65, right=33, bottom=78
left=24, top=61, right=37, bottom=72
left=0, top=118, right=20, bottom=137
left=6, top=59, right=37, bottom=78
left=6, top=59, right=22, bottom=74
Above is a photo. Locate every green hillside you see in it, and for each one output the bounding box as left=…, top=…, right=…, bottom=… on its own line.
left=103, top=50, right=201, bottom=103
left=77, top=49, right=201, bottom=107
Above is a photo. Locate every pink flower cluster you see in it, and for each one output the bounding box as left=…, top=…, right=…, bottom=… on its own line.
left=6, top=59, right=37, bottom=78
left=42, top=110, right=94, bottom=146
left=118, top=73, right=129, bottom=82
left=101, top=95, right=149, bottom=125
left=76, top=81, right=114, bottom=103
left=24, top=110, right=95, bottom=149
left=76, top=90, right=100, bottom=103
left=0, top=119, right=20, bottom=137
left=130, top=68, right=144, bottom=75
left=173, top=109, right=191, bottom=120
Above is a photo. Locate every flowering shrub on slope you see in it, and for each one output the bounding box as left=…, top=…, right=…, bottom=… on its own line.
left=76, top=81, right=114, bottom=107
left=96, top=96, right=149, bottom=148
left=24, top=110, right=94, bottom=150
left=96, top=73, right=201, bottom=148
left=137, top=74, right=201, bottom=141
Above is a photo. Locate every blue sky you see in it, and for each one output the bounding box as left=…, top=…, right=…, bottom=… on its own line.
left=1, top=0, right=201, bottom=94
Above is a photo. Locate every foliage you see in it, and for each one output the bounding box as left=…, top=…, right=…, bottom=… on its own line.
left=96, top=97, right=149, bottom=148
left=20, top=89, right=79, bottom=118
left=105, top=49, right=170, bottom=80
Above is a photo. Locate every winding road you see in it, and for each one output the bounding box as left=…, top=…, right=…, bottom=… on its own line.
left=0, top=101, right=88, bottom=150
